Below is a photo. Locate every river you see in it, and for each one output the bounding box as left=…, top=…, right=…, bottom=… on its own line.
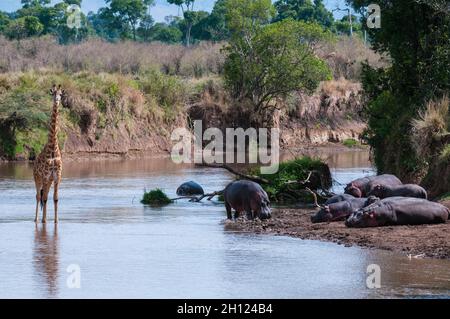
left=0, top=149, right=449, bottom=298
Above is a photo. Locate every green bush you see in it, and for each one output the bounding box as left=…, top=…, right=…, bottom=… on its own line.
left=440, top=144, right=450, bottom=161
left=251, top=156, right=332, bottom=202
left=141, top=188, right=173, bottom=206
left=342, top=138, right=359, bottom=148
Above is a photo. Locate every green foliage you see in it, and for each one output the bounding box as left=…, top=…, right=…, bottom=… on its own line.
left=0, top=12, right=11, bottom=33
left=0, top=70, right=188, bottom=159
left=194, top=0, right=229, bottom=41
left=440, top=144, right=450, bottom=161
left=167, top=0, right=196, bottom=46
left=148, top=22, right=183, bottom=43
left=251, top=156, right=332, bottom=202
left=274, top=0, right=334, bottom=29
left=141, top=188, right=172, bottom=205
left=225, top=0, right=275, bottom=34
left=342, top=138, right=359, bottom=148
left=224, top=16, right=332, bottom=113
left=5, top=16, right=43, bottom=40
left=105, top=0, right=154, bottom=40
left=350, top=0, right=450, bottom=179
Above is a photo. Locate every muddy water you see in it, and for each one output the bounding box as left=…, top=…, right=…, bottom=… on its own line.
left=0, top=150, right=449, bottom=299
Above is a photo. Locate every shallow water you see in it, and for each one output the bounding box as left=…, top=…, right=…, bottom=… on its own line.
left=0, top=150, right=449, bottom=299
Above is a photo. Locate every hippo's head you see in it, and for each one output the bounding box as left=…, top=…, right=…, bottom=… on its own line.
left=258, top=198, right=271, bottom=220
left=345, top=183, right=362, bottom=197
left=345, top=202, right=390, bottom=228
left=367, top=184, right=386, bottom=198
left=311, top=206, right=332, bottom=223
left=345, top=209, right=377, bottom=228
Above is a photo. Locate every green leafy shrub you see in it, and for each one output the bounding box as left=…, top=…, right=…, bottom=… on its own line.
left=342, top=138, right=359, bottom=148
left=141, top=188, right=173, bottom=206
left=251, top=157, right=332, bottom=202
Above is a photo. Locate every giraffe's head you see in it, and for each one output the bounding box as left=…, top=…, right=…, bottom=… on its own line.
left=50, top=84, right=65, bottom=105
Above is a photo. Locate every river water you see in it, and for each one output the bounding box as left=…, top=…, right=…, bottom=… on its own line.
left=0, top=150, right=449, bottom=299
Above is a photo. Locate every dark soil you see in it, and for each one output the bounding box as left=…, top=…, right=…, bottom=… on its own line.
left=224, top=206, right=450, bottom=259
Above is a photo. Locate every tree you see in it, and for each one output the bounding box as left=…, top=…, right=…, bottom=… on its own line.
left=167, top=0, right=195, bottom=46
left=332, top=14, right=361, bottom=36
left=52, top=1, right=91, bottom=44
left=274, top=0, right=334, bottom=29
left=88, top=7, right=122, bottom=41
left=0, top=12, right=11, bottom=34
left=148, top=22, right=183, bottom=43
left=224, top=0, right=331, bottom=119
left=5, top=16, right=44, bottom=41
left=182, top=10, right=209, bottom=43
left=191, top=0, right=229, bottom=41
left=348, top=0, right=450, bottom=180
left=105, top=0, right=154, bottom=40
left=137, top=13, right=154, bottom=41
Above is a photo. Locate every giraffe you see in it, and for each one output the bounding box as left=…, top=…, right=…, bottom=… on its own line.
left=33, top=85, right=64, bottom=223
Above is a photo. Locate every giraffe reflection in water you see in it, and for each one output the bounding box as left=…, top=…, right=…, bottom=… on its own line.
left=33, top=224, right=59, bottom=298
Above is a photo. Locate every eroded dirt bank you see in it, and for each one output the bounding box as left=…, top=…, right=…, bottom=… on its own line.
left=225, top=208, right=450, bottom=259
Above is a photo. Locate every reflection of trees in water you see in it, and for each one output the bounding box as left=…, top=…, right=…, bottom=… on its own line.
left=33, top=224, right=59, bottom=298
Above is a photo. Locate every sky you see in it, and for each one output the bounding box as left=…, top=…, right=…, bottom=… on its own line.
left=0, top=0, right=349, bottom=22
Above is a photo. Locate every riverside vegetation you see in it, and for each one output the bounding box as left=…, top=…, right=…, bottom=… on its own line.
left=1, top=0, right=448, bottom=201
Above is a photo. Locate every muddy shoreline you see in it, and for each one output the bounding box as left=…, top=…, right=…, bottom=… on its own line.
left=225, top=207, right=450, bottom=259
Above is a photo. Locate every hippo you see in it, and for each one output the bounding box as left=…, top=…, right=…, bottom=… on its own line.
left=344, top=174, right=402, bottom=197
left=345, top=197, right=449, bottom=228
left=311, top=196, right=379, bottom=223
left=368, top=184, right=427, bottom=199
left=176, top=181, right=204, bottom=196
left=223, top=180, right=271, bottom=220
left=324, top=194, right=356, bottom=205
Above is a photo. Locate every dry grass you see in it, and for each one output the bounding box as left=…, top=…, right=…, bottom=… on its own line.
left=319, top=77, right=361, bottom=97
left=0, top=36, right=383, bottom=81
left=411, top=95, right=449, bottom=158
left=0, top=36, right=225, bottom=77
left=317, top=36, right=388, bottom=80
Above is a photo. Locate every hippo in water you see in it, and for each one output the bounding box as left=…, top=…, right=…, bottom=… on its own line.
left=345, top=197, right=449, bottom=228
left=344, top=174, right=402, bottom=198
left=223, top=180, right=271, bottom=220
left=368, top=184, right=427, bottom=199
left=311, top=196, right=379, bottom=223
left=176, top=181, right=204, bottom=196
left=324, top=194, right=355, bottom=205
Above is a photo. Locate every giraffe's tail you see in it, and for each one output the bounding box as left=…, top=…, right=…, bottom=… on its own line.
left=40, top=189, right=44, bottom=211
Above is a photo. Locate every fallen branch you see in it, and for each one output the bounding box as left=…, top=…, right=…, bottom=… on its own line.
left=197, top=163, right=269, bottom=184
left=171, top=190, right=223, bottom=202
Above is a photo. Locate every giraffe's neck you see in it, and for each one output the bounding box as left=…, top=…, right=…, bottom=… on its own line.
left=47, top=100, right=59, bottom=153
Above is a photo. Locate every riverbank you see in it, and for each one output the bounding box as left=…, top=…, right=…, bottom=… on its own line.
left=225, top=208, right=450, bottom=259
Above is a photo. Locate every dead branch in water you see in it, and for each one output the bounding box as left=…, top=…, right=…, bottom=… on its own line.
left=197, top=163, right=269, bottom=184
left=171, top=190, right=223, bottom=202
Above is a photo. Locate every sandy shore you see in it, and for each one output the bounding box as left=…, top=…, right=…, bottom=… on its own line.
left=225, top=206, right=450, bottom=259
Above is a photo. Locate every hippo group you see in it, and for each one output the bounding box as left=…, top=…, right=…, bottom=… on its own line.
left=313, top=174, right=449, bottom=228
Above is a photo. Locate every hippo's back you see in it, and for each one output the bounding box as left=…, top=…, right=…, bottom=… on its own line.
left=224, top=180, right=267, bottom=201
left=324, top=194, right=355, bottom=205
left=384, top=197, right=449, bottom=224
left=176, top=181, right=204, bottom=196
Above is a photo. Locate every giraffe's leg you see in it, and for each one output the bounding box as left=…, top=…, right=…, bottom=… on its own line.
left=42, top=183, right=51, bottom=224
left=53, top=179, right=60, bottom=223
left=34, top=178, right=42, bottom=223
